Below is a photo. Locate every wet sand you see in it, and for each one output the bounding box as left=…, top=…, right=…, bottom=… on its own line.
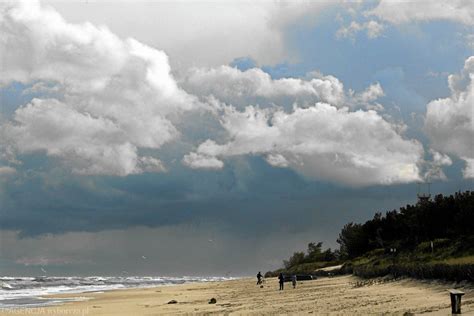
left=0, top=275, right=472, bottom=315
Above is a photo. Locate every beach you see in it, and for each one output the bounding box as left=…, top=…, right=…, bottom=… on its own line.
left=0, top=275, right=472, bottom=315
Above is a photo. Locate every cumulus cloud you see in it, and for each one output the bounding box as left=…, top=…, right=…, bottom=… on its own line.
left=184, top=103, right=423, bottom=186
left=182, top=66, right=385, bottom=111
left=364, top=20, right=385, bottom=38
left=464, top=158, right=474, bottom=178
left=339, top=1, right=473, bottom=41
left=265, top=153, right=289, bottom=168
left=336, top=20, right=384, bottom=40
left=42, top=1, right=336, bottom=69
left=424, top=56, right=474, bottom=178
left=0, top=0, right=195, bottom=176
left=356, top=83, right=384, bottom=102
left=4, top=98, right=171, bottom=175
left=368, top=0, right=474, bottom=26
left=182, top=151, right=224, bottom=170
left=180, top=66, right=385, bottom=111
left=182, top=66, right=346, bottom=108
left=422, top=150, right=453, bottom=181
left=350, top=82, right=385, bottom=111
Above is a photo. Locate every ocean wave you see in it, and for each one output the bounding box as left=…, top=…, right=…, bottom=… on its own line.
left=0, top=275, right=235, bottom=308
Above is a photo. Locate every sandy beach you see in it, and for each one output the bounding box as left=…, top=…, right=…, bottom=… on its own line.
left=0, top=275, right=472, bottom=315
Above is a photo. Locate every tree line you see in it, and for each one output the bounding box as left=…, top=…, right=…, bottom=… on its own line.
left=282, top=191, right=474, bottom=269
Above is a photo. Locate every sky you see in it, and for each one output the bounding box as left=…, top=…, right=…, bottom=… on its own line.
left=0, top=0, right=473, bottom=276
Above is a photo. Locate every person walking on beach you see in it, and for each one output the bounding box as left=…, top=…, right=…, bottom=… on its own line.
left=257, top=271, right=263, bottom=285
left=292, top=274, right=297, bottom=289
left=278, top=273, right=284, bottom=290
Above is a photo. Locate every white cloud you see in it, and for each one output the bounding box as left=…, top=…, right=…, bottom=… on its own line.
left=448, top=56, right=474, bottom=93
left=1, top=1, right=125, bottom=88
left=350, top=82, right=385, bottom=111
left=42, top=0, right=335, bottom=69
left=423, top=149, right=452, bottom=181
left=265, top=153, right=289, bottom=168
left=1, top=0, right=196, bottom=176
left=431, top=150, right=453, bottom=167
left=340, top=1, right=473, bottom=41
left=356, top=82, right=384, bottom=102
left=182, top=66, right=352, bottom=107
left=184, top=103, right=423, bottom=186
left=182, top=65, right=385, bottom=113
left=4, top=99, right=168, bottom=176
left=368, top=0, right=474, bottom=26
left=365, top=20, right=385, bottom=38
left=182, top=151, right=224, bottom=170
left=336, top=20, right=384, bottom=40
left=424, top=56, right=474, bottom=178
left=463, top=158, right=474, bottom=178
left=337, top=21, right=363, bottom=39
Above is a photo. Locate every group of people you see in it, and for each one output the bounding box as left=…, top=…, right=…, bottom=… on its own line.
left=257, top=272, right=297, bottom=290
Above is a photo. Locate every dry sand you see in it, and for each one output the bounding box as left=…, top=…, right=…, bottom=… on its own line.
left=1, top=275, right=473, bottom=315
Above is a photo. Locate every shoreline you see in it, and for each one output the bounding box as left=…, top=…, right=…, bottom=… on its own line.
left=0, top=275, right=472, bottom=315
left=0, top=276, right=236, bottom=309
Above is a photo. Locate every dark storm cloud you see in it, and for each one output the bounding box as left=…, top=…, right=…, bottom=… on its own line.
left=2, top=155, right=472, bottom=238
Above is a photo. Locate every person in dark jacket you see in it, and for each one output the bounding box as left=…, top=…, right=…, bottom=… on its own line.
left=257, top=271, right=262, bottom=285
left=278, top=273, right=284, bottom=290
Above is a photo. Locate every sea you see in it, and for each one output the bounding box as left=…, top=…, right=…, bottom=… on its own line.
left=0, top=275, right=234, bottom=308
